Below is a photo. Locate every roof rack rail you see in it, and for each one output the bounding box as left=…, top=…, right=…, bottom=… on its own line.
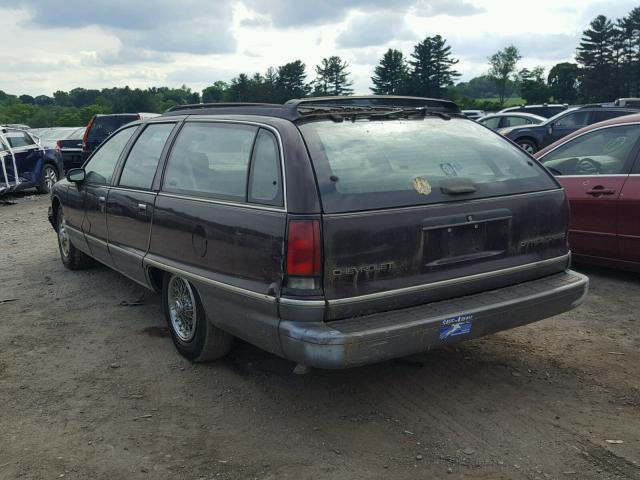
left=165, top=102, right=279, bottom=113
left=286, top=95, right=461, bottom=113
left=578, top=103, right=616, bottom=109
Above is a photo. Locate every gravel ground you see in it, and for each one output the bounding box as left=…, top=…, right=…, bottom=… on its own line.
left=1, top=193, right=639, bottom=480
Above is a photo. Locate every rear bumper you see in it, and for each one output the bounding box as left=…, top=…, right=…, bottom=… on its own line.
left=279, top=270, right=588, bottom=369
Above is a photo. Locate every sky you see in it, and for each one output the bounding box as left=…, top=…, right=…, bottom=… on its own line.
left=0, top=0, right=638, bottom=97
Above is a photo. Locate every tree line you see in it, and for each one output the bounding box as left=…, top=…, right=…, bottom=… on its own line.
left=1, top=5, right=638, bottom=127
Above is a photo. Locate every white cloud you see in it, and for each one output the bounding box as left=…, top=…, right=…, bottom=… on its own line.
left=336, top=12, right=416, bottom=48
left=0, top=0, right=635, bottom=96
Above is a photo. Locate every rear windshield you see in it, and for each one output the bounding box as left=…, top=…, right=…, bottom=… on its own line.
left=88, top=115, right=138, bottom=141
left=299, top=117, right=557, bottom=213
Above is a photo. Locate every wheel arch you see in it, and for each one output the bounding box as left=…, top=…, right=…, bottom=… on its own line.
left=514, top=136, right=539, bottom=148
left=51, top=195, right=62, bottom=231
left=146, top=265, right=166, bottom=293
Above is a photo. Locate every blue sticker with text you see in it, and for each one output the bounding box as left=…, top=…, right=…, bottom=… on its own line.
left=439, top=314, right=473, bottom=340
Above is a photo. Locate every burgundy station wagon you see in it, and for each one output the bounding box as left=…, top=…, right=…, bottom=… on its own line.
left=48, top=96, right=589, bottom=369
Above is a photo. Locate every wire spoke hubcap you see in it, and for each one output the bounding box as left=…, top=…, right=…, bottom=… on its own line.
left=58, top=213, right=70, bottom=258
left=168, top=276, right=197, bottom=342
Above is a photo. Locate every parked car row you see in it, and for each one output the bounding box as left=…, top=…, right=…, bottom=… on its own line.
left=0, top=113, right=159, bottom=196
left=28, top=126, right=86, bottom=172
left=499, top=103, right=640, bottom=154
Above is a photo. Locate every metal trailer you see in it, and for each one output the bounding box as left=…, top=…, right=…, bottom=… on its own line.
left=0, top=130, right=21, bottom=196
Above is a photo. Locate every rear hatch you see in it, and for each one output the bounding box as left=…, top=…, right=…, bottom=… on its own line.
left=298, top=116, right=569, bottom=320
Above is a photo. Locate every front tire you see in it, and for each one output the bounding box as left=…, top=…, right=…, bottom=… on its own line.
left=162, top=273, right=233, bottom=362
left=516, top=138, right=538, bottom=154
left=38, top=164, right=58, bottom=194
left=57, top=208, right=94, bottom=270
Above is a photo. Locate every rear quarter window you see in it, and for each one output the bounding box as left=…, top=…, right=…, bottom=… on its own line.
left=162, top=122, right=258, bottom=200
left=248, top=129, right=283, bottom=206
left=299, top=117, right=557, bottom=213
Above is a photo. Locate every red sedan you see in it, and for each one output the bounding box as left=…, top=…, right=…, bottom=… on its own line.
left=535, top=113, right=640, bottom=271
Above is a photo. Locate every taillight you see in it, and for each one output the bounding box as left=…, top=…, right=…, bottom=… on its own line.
left=82, top=116, right=94, bottom=150
left=286, top=220, right=321, bottom=290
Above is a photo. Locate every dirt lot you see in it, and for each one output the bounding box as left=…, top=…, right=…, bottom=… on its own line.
left=0, top=193, right=639, bottom=480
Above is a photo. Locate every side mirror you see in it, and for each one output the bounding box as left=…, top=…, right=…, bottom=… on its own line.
left=66, top=168, right=86, bottom=183
left=32, top=135, right=41, bottom=145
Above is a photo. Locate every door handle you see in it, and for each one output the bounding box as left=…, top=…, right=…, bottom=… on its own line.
left=138, top=203, right=147, bottom=213
left=586, top=187, right=616, bottom=196
left=98, top=196, right=106, bottom=203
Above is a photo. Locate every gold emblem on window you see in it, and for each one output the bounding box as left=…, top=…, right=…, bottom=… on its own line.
left=412, top=176, right=431, bottom=195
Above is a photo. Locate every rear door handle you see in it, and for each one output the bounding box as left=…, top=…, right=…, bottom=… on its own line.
left=586, top=187, right=616, bottom=196
left=98, top=196, right=106, bottom=203
left=138, top=202, right=147, bottom=213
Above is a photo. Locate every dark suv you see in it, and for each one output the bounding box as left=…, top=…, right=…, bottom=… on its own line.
left=500, top=105, right=640, bottom=154
left=48, top=96, right=588, bottom=369
left=82, top=113, right=159, bottom=164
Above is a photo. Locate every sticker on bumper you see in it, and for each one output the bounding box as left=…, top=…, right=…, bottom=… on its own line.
left=439, top=314, right=473, bottom=340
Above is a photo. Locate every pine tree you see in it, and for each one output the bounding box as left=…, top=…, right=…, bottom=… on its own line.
left=619, top=7, right=640, bottom=96
left=314, top=56, right=354, bottom=96
left=371, top=49, right=409, bottom=95
left=576, top=15, right=617, bottom=101
left=276, top=60, right=311, bottom=102
left=409, top=35, right=460, bottom=98
left=226, top=74, right=251, bottom=102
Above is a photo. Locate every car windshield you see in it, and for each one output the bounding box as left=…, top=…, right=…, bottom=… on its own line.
left=299, top=117, right=557, bottom=213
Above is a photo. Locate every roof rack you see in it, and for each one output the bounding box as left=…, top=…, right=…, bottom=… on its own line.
left=162, top=96, right=462, bottom=120
left=286, top=95, right=461, bottom=113
left=165, top=102, right=279, bottom=113
left=578, top=103, right=606, bottom=109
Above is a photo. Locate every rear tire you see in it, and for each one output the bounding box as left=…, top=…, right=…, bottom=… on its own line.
left=516, top=138, right=538, bottom=154
left=37, top=164, right=58, bottom=194
left=57, top=208, right=94, bottom=270
left=162, top=273, right=233, bottom=362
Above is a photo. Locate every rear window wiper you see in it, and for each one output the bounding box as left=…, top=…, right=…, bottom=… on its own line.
left=440, top=177, right=477, bottom=195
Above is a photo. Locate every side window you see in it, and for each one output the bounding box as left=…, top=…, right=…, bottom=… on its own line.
left=4, top=131, right=35, bottom=148
left=163, top=123, right=258, bottom=200
left=541, top=125, right=640, bottom=176
left=248, top=129, right=283, bottom=206
left=594, top=110, right=630, bottom=123
left=480, top=117, right=500, bottom=130
left=85, top=127, right=137, bottom=185
left=555, top=111, right=589, bottom=128
left=503, top=116, right=529, bottom=127
left=119, top=123, right=175, bottom=190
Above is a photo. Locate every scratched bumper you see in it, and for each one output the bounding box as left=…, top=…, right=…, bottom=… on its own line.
left=278, top=270, right=588, bottom=369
